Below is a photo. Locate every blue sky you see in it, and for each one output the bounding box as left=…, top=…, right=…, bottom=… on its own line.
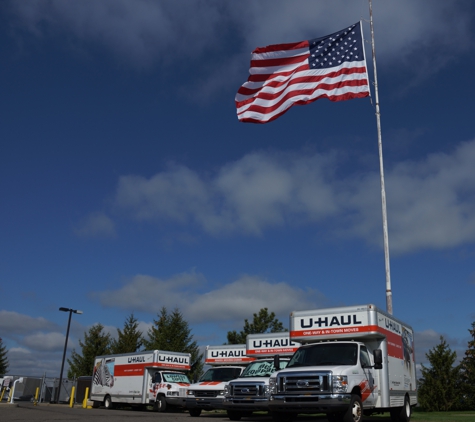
left=1, top=0, right=475, bottom=377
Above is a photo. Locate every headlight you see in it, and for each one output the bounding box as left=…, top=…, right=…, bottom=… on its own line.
left=263, top=384, right=271, bottom=397
left=218, top=390, right=225, bottom=396
left=224, top=385, right=231, bottom=397
left=187, top=390, right=195, bottom=396
left=332, top=375, right=348, bottom=393
left=269, top=377, right=277, bottom=395
left=167, top=391, right=179, bottom=396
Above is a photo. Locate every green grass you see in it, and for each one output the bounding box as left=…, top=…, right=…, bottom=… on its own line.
left=366, top=409, right=475, bottom=421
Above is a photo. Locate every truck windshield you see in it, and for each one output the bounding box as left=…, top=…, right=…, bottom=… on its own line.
left=199, top=367, right=243, bottom=382
left=239, top=360, right=288, bottom=378
left=162, top=372, right=191, bottom=383
left=287, top=343, right=358, bottom=367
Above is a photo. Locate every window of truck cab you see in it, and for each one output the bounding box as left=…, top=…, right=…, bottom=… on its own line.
left=287, top=343, right=358, bottom=367
left=199, top=367, right=243, bottom=382
left=239, top=360, right=289, bottom=378
left=162, top=372, right=191, bottom=383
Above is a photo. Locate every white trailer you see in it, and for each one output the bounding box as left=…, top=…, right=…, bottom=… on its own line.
left=186, top=344, right=254, bottom=416
left=268, top=304, right=417, bottom=422
left=224, top=332, right=300, bottom=420
left=90, top=349, right=191, bottom=411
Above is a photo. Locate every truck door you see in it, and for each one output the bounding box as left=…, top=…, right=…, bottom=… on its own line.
left=359, top=346, right=377, bottom=406
left=146, top=369, right=162, bottom=402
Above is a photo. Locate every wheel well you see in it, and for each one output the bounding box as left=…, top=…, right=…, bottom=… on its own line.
left=350, top=386, right=362, bottom=397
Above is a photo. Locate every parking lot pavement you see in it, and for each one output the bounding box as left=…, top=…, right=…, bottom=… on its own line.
left=0, top=403, right=254, bottom=422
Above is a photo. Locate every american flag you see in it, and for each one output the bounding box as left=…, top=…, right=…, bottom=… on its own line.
left=236, top=22, right=370, bottom=124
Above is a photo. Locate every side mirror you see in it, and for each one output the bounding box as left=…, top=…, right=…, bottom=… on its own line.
left=274, top=354, right=280, bottom=370
left=373, top=349, right=383, bottom=370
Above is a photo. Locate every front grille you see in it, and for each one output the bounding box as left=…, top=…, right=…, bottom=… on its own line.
left=195, top=390, right=220, bottom=398
left=232, top=382, right=264, bottom=397
left=277, top=371, right=332, bottom=394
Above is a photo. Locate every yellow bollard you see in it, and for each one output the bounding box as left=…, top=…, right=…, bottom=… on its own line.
left=82, top=387, right=89, bottom=408
left=69, top=386, right=75, bottom=408
left=0, top=388, right=5, bottom=401
left=7, top=387, right=13, bottom=403
left=34, top=387, right=40, bottom=406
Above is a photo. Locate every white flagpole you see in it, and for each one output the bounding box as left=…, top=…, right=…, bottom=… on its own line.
left=368, top=0, right=393, bottom=314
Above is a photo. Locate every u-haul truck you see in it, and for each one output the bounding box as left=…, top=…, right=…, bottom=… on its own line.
left=186, top=344, right=254, bottom=417
left=268, top=304, right=417, bottom=422
left=224, top=333, right=300, bottom=420
left=90, top=350, right=191, bottom=411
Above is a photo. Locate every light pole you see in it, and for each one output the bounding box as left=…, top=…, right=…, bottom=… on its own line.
left=55, top=307, right=83, bottom=403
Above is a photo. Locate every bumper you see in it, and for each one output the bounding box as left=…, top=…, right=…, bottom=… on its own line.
left=223, top=397, right=270, bottom=412
left=186, top=397, right=225, bottom=410
left=166, top=397, right=187, bottom=407
left=268, top=394, right=351, bottom=413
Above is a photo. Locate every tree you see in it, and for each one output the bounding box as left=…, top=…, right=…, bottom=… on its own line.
left=418, top=336, right=460, bottom=411
left=110, top=313, right=143, bottom=354
left=67, top=323, right=111, bottom=378
left=143, top=307, right=203, bottom=381
left=226, top=308, right=287, bottom=344
left=459, top=321, right=475, bottom=410
left=0, top=337, right=9, bottom=374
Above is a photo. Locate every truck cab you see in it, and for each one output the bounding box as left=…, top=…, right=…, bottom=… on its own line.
left=186, top=345, right=253, bottom=416
left=269, top=341, right=380, bottom=421
left=148, top=369, right=191, bottom=411
left=223, top=332, right=300, bottom=420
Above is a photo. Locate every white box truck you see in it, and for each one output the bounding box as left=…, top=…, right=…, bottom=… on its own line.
left=90, top=349, right=191, bottom=412
left=268, top=304, right=417, bottom=422
left=224, top=332, right=300, bottom=420
left=186, top=344, right=254, bottom=416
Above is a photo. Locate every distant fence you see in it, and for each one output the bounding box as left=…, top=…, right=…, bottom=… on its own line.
left=0, top=375, right=92, bottom=404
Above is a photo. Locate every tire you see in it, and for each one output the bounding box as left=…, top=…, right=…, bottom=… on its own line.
left=153, top=395, right=167, bottom=412
left=342, top=394, right=363, bottom=422
left=227, top=410, right=243, bottom=421
left=390, top=395, right=411, bottom=422
left=91, top=401, right=101, bottom=408
left=189, top=409, right=202, bottom=417
left=103, top=395, right=114, bottom=410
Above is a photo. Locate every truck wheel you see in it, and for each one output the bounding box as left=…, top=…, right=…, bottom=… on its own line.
left=342, top=394, right=362, bottom=422
left=227, top=410, right=243, bottom=421
left=189, top=409, right=202, bottom=417
left=390, top=395, right=411, bottom=422
left=153, top=396, right=167, bottom=412
left=104, top=395, right=114, bottom=410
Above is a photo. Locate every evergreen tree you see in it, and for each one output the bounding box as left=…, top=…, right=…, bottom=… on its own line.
left=143, top=307, right=203, bottom=381
left=418, top=336, right=460, bottom=411
left=0, top=337, right=9, bottom=374
left=226, top=308, right=287, bottom=344
left=67, top=323, right=111, bottom=378
left=459, top=321, right=475, bottom=410
left=110, top=313, right=143, bottom=354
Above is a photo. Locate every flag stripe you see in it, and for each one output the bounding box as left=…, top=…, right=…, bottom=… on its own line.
left=235, top=22, right=370, bottom=124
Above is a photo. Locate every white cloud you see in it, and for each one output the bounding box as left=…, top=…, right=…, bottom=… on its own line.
left=73, top=211, right=116, bottom=238
left=115, top=151, right=339, bottom=236
left=21, top=332, right=66, bottom=352
left=0, top=310, right=59, bottom=336
left=347, top=140, right=475, bottom=253
left=92, top=271, right=329, bottom=325
left=112, top=140, right=475, bottom=254
left=4, top=1, right=474, bottom=93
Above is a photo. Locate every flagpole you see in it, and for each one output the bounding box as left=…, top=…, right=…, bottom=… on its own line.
left=368, top=0, right=393, bottom=314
